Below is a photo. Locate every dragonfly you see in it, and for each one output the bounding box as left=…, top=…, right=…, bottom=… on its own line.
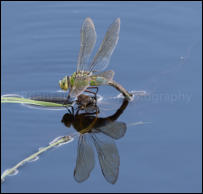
left=59, top=17, right=133, bottom=102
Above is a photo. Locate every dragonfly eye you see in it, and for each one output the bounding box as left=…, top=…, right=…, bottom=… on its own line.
left=59, top=76, right=68, bottom=91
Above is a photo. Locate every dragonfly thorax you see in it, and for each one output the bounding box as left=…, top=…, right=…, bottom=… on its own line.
left=59, top=71, right=91, bottom=91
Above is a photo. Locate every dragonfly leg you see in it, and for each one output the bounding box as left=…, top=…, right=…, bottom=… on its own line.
left=84, top=90, right=96, bottom=95
left=86, top=86, right=98, bottom=94
left=76, top=107, right=82, bottom=115
left=67, top=108, right=71, bottom=114
left=66, top=105, right=74, bottom=114
left=70, top=106, right=74, bottom=114
left=62, top=98, right=74, bottom=113
left=76, top=105, right=99, bottom=115
left=85, top=86, right=99, bottom=101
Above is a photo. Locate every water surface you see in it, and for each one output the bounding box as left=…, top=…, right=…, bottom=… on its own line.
left=1, top=1, right=202, bottom=193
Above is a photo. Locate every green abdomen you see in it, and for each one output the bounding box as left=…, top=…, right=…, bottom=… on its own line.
left=90, top=76, right=108, bottom=86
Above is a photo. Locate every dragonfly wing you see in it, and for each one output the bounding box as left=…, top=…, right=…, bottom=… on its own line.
left=89, top=18, right=120, bottom=72
left=97, top=121, right=127, bottom=140
left=91, top=132, right=119, bottom=184
left=77, top=17, right=97, bottom=72
left=68, top=76, right=90, bottom=98
left=95, top=70, right=115, bottom=80
left=74, top=134, right=95, bottom=183
left=92, top=70, right=115, bottom=85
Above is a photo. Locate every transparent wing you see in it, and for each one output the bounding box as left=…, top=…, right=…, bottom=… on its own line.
left=68, top=76, right=90, bottom=98
left=96, top=121, right=127, bottom=140
left=89, top=70, right=115, bottom=86
left=74, top=134, right=95, bottom=183
left=94, top=70, right=115, bottom=81
left=91, top=132, right=119, bottom=184
left=89, top=18, right=120, bottom=72
left=76, top=17, right=97, bottom=72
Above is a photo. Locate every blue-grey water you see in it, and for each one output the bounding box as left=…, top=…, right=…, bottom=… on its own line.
left=1, top=1, right=202, bottom=193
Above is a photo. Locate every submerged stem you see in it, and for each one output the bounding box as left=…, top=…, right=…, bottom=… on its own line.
left=1, top=135, right=74, bottom=183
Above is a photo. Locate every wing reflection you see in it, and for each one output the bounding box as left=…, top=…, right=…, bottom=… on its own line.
left=61, top=99, right=129, bottom=184
left=74, top=134, right=95, bottom=183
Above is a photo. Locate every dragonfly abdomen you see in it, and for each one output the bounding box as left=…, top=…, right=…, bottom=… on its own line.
left=108, top=80, right=133, bottom=101
left=90, top=76, right=109, bottom=86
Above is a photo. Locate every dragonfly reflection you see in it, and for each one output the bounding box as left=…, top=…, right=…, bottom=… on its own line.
left=61, top=98, right=129, bottom=184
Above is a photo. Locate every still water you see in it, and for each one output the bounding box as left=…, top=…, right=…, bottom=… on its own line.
left=1, top=1, right=202, bottom=193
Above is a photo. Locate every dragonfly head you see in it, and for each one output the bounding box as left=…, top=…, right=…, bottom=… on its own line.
left=59, top=76, right=69, bottom=91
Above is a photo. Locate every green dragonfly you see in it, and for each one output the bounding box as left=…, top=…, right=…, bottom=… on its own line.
left=59, top=17, right=132, bottom=101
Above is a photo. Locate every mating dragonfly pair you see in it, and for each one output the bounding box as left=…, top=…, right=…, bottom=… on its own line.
left=59, top=17, right=133, bottom=103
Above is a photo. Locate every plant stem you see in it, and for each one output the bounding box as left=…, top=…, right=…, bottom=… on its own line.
left=1, top=135, right=75, bottom=183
